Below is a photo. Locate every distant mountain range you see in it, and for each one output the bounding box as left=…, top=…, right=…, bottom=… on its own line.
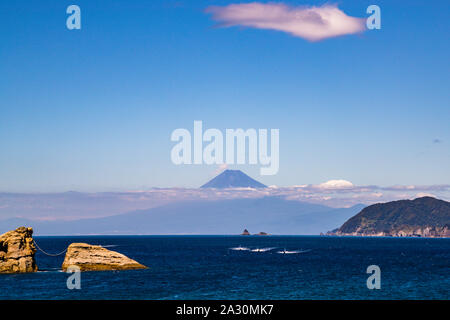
left=0, top=170, right=366, bottom=235
left=201, top=170, right=267, bottom=188
left=0, top=197, right=365, bottom=236
left=329, top=197, right=450, bottom=238
left=9, top=171, right=449, bottom=237
left=3, top=168, right=448, bottom=237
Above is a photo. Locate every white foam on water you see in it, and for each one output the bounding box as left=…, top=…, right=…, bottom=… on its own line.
left=230, top=246, right=250, bottom=251
left=36, top=269, right=62, bottom=273
left=277, top=249, right=311, bottom=254
left=251, top=247, right=276, bottom=252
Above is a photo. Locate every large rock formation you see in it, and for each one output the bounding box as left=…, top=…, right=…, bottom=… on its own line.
left=62, top=243, right=147, bottom=272
left=328, top=197, right=450, bottom=238
left=0, top=227, right=37, bottom=273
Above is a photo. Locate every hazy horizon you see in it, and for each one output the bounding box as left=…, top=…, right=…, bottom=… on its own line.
left=1, top=168, right=449, bottom=221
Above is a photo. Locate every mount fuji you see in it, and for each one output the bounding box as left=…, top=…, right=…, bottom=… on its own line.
left=201, top=170, right=267, bottom=188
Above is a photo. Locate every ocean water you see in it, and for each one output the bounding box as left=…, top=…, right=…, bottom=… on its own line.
left=0, top=236, right=448, bottom=300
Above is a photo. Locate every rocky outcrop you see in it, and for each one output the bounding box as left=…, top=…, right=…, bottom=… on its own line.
left=0, top=227, right=37, bottom=273
left=256, top=232, right=269, bottom=236
left=329, top=225, right=450, bottom=238
left=62, top=243, right=147, bottom=272
left=328, top=197, right=450, bottom=238
left=241, top=229, right=250, bottom=235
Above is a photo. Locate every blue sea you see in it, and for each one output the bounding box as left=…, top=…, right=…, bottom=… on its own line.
left=0, top=236, right=449, bottom=299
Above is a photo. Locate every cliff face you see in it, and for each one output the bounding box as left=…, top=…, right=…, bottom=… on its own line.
left=331, top=225, right=449, bottom=237
left=62, top=243, right=147, bottom=272
left=0, top=227, right=37, bottom=273
left=329, top=197, right=450, bottom=238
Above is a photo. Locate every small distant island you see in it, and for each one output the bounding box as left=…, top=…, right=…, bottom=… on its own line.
left=327, top=197, right=450, bottom=238
left=240, top=229, right=269, bottom=236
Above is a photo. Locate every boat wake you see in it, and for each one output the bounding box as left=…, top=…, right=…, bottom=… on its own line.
left=230, top=246, right=310, bottom=254
left=250, top=247, right=276, bottom=252
left=277, top=249, right=311, bottom=254
left=230, top=246, right=250, bottom=251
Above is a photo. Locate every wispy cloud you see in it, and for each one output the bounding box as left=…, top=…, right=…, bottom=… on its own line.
left=205, top=2, right=366, bottom=41
left=316, top=179, right=354, bottom=190
left=1, top=182, right=449, bottom=220
left=415, top=192, right=436, bottom=198
left=215, top=163, right=229, bottom=175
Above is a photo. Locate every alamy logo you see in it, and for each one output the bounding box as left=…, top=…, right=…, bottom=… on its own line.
left=66, top=265, right=81, bottom=290
left=66, top=5, right=81, bottom=30
left=366, top=265, right=381, bottom=289
left=171, top=121, right=279, bottom=175
left=366, top=5, right=381, bottom=30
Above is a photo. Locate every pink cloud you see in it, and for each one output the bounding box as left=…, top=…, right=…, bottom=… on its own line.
left=205, top=2, right=366, bottom=41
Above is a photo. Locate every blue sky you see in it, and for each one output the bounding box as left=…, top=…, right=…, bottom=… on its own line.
left=0, top=0, right=449, bottom=192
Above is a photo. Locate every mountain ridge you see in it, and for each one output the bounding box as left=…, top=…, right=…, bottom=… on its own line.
left=0, top=197, right=365, bottom=236
left=328, top=197, right=450, bottom=237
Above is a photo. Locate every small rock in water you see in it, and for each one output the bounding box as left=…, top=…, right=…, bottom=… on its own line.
left=62, top=243, right=147, bottom=272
